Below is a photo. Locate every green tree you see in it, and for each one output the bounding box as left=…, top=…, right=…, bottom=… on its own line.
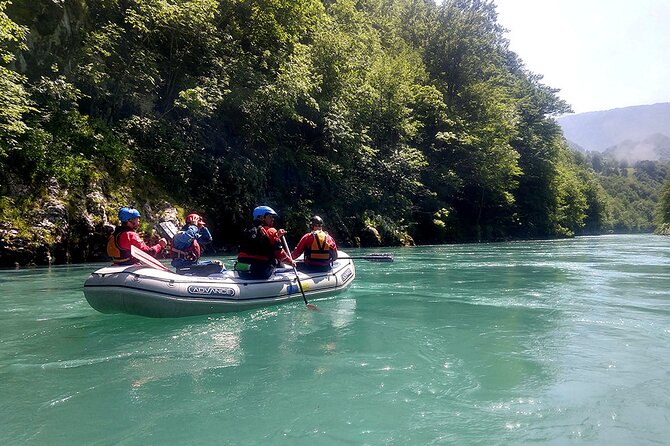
left=0, top=0, right=31, bottom=160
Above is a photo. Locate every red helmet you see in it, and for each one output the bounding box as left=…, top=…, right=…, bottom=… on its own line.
left=186, top=213, right=204, bottom=225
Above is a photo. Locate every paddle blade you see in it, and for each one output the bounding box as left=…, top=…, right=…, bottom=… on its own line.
left=130, top=245, right=168, bottom=271
left=306, top=303, right=319, bottom=311
left=157, top=221, right=178, bottom=240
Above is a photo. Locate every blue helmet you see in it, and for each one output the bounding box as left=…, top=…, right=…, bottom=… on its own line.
left=118, top=207, right=141, bottom=222
left=253, top=206, right=278, bottom=220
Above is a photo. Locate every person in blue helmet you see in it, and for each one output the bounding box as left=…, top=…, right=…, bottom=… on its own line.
left=235, top=205, right=295, bottom=280
left=107, top=207, right=167, bottom=265
left=170, top=213, right=224, bottom=276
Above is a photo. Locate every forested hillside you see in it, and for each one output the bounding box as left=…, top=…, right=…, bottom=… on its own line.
left=0, top=0, right=662, bottom=266
left=573, top=152, right=667, bottom=234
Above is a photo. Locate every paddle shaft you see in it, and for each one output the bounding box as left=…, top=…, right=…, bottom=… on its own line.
left=338, top=255, right=394, bottom=262
left=280, top=236, right=313, bottom=309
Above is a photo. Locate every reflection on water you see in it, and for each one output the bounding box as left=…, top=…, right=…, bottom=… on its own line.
left=329, top=297, right=357, bottom=329
left=1, top=235, right=670, bottom=444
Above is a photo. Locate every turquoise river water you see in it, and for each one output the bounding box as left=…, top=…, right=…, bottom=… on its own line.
left=1, top=234, right=670, bottom=445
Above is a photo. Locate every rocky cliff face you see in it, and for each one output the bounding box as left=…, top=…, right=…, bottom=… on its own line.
left=8, top=0, right=87, bottom=78
left=0, top=175, right=179, bottom=267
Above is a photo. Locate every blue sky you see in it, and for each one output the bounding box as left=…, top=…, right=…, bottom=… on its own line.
left=494, top=0, right=670, bottom=114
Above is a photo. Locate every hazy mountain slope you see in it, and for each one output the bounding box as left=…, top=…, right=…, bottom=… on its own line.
left=557, top=103, right=670, bottom=152
left=602, top=133, right=670, bottom=163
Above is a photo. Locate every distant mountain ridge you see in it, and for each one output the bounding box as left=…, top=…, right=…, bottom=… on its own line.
left=557, top=103, right=670, bottom=161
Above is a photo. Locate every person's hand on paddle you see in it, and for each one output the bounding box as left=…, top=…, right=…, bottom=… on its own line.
left=158, top=238, right=167, bottom=248
left=279, top=234, right=317, bottom=310
left=280, top=252, right=296, bottom=267
left=277, top=228, right=287, bottom=238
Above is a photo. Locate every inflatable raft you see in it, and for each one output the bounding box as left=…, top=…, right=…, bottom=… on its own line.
left=83, top=253, right=355, bottom=317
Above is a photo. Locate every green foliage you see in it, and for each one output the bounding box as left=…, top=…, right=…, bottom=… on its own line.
left=20, top=76, right=128, bottom=188
left=551, top=154, right=588, bottom=237
left=4, top=0, right=654, bottom=262
left=0, top=0, right=32, bottom=158
left=592, top=160, right=667, bottom=233
left=0, top=0, right=24, bottom=63
left=0, top=196, right=20, bottom=224
left=0, top=65, right=32, bottom=156
left=656, top=173, right=670, bottom=227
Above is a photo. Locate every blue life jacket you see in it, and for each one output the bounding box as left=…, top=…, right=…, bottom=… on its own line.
left=173, top=228, right=196, bottom=250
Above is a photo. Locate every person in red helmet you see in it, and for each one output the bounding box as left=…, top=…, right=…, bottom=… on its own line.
left=107, top=207, right=167, bottom=265
left=170, top=213, right=223, bottom=276
left=291, top=215, right=338, bottom=272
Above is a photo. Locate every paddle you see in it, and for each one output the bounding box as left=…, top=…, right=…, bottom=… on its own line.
left=339, top=253, right=394, bottom=262
left=281, top=235, right=317, bottom=311
left=156, top=220, right=178, bottom=241
left=130, top=245, right=169, bottom=271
